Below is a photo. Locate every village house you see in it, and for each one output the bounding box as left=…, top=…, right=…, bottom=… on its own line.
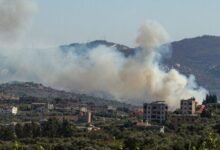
left=143, top=101, right=168, bottom=123
left=0, top=106, right=18, bottom=115
left=180, top=98, right=196, bottom=114
left=169, top=98, right=205, bottom=126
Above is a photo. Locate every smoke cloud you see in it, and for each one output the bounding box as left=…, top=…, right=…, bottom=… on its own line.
left=0, top=0, right=36, bottom=43
left=136, top=21, right=169, bottom=50
left=0, top=20, right=207, bottom=108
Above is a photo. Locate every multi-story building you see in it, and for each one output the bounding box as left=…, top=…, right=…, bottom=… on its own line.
left=168, top=98, right=204, bottom=127
left=180, top=98, right=196, bottom=115
left=143, top=101, right=168, bottom=123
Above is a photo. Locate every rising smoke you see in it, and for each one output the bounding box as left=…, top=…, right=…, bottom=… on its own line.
left=0, top=0, right=36, bottom=44
left=0, top=1, right=207, bottom=108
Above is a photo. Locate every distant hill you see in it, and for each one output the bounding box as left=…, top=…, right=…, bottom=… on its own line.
left=62, top=36, right=220, bottom=96
left=0, top=36, right=219, bottom=105
left=0, top=81, right=75, bottom=99
left=0, top=81, right=132, bottom=108
left=61, top=40, right=137, bottom=57
left=169, top=35, right=220, bottom=95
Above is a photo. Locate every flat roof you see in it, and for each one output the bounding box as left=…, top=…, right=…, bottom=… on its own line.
left=144, top=101, right=167, bottom=105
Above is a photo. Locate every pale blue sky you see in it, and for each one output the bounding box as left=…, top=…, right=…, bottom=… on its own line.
left=28, top=0, right=220, bottom=47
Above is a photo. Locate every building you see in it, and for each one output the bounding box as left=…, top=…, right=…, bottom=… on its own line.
left=143, top=101, right=168, bottom=123
left=47, top=103, right=54, bottom=110
left=78, top=111, right=92, bottom=124
left=12, top=107, right=18, bottom=115
left=0, top=106, right=18, bottom=115
left=169, top=114, right=199, bottom=126
left=78, top=107, right=93, bottom=124
left=180, top=98, right=196, bottom=114
left=131, top=108, right=144, bottom=117
left=107, top=105, right=116, bottom=112
left=87, top=111, right=92, bottom=123
left=169, top=98, right=205, bottom=126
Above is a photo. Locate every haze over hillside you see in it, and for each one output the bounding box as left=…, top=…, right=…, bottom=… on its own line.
left=62, top=35, right=220, bottom=97
left=0, top=33, right=218, bottom=106
left=0, top=81, right=131, bottom=108
left=169, top=35, right=220, bottom=95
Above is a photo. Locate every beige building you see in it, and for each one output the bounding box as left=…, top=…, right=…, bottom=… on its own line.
left=87, top=111, right=92, bottom=124
left=180, top=98, right=196, bottom=114
left=143, top=101, right=168, bottom=123
left=169, top=98, right=205, bottom=126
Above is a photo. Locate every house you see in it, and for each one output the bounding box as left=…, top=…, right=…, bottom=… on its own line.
left=78, top=111, right=93, bottom=124
left=131, top=108, right=144, bottom=117
left=78, top=107, right=93, bottom=123
left=87, top=111, right=92, bottom=123
left=12, top=106, right=18, bottom=115
left=47, top=103, right=54, bottom=110
left=0, top=106, right=18, bottom=115
left=169, top=98, right=205, bottom=126
left=107, top=105, right=116, bottom=112
left=195, top=105, right=205, bottom=114
left=143, top=101, right=168, bottom=123
left=180, top=98, right=196, bottom=114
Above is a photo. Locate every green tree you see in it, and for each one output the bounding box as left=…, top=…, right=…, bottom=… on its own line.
left=124, top=136, right=143, bottom=150
left=12, top=141, right=23, bottom=150
left=15, top=123, right=24, bottom=138
left=37, top=144, right=45, bottom=150
left=203, top=94, right=218, bottom=104
left=60, top=119, right=74, bottom=137
left=41, top=118, right=61, bottom=138
left=0, top=125, right=15, bottom=140
left=32, top=122, right=41, bottom=138
left=23, top=123, right=33, bottom=138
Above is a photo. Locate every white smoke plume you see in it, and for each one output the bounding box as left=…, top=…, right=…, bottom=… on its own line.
left=0, top=0, right=36, bottom=44
left=0, top=20, right=207, bottom=108
left=136, top=21, right=169, bottom=50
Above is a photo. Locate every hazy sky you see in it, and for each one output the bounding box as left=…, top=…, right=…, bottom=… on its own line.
left=27, top=0, right=220, bottom=47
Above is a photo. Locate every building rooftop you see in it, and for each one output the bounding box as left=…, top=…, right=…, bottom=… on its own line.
left=181, top=97, right=196, bottom=101
left=150, top=101, right=166, bottom=104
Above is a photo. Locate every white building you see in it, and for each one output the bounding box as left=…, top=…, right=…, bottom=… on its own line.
left=87, top=111, right=92, bottom=124
left=47, top=103, right=54, bottom=110
left=0, top=106, right=18, bottom=115
left=12, top=107, right=18, bottom=115
left=143, top=101, right=168, bottom=123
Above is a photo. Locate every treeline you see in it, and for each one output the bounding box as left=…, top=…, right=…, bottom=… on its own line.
left=0, top=118, right=219, bottom=149
left=203, top=94, right=218, bottom=104
left=0, top=118, right=74, bottom=140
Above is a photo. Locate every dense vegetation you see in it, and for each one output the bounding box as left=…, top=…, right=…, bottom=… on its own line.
left=203, top=94, right=218, bottom=104
left=0, top=118, right=220, bottom=150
